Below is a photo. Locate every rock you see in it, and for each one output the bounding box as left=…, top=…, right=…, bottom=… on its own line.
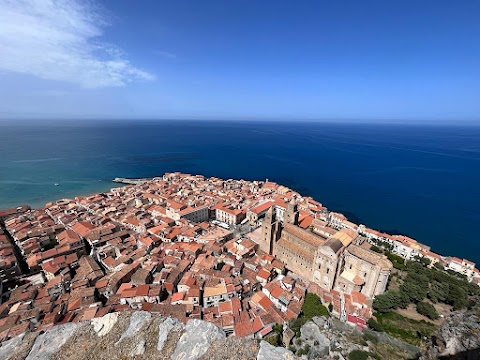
left=171, top=319, right=225, bottom=360
left=421, top=307, right=480, bottom=360
left=25, top=323, right=82, bottom=360
left=130, top=339, right=146, bottom=356
left=116, top=311, right=151, bottom=344
left=0, top=334, right=24, bottom=360
left=157, top=316, right=182, bottom=352
left=257, top=340, right=296, bottom=360
left=198, top=335, right=260, bottom=360
left=299, top=321, right=330, bottom=358
left=91, top=312, right=118, bottom=337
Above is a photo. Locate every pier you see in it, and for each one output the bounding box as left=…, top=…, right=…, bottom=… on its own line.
left=112, top=177, right=151, bottom=185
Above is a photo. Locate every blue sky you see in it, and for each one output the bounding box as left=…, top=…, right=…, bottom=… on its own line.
left=0, top=0, right=479, bottom=122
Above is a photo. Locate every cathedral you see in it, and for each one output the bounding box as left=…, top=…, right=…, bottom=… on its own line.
left=262, top=199, right=392, bottom=299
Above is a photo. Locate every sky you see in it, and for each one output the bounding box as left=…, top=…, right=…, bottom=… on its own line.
left=0, top=0, right=479, bottom=122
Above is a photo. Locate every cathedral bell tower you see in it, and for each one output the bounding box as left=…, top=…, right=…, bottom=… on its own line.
left=285, top=197, right=299, bottom=225
left=262, top=206, right=278, bottom=255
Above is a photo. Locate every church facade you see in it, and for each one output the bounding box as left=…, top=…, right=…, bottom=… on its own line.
left=261, top=199, right=392, bottom=299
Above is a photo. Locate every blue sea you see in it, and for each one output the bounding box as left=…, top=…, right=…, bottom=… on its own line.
left=0, top=120, right=479, bottom=264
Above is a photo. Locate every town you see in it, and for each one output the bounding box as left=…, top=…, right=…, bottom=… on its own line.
left=0, top=172, right=479, bottom=343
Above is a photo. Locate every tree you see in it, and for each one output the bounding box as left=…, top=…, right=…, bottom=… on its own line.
left=401, top=281, right=427, bottom=303
left=448, top=286, right=468, bottom=310
left=427, top=282, right=449, bottom=303
left=372, top=290, right=409, bottom=313
left=416, top=301, right=439, bottom=320
left=301, top=293, right=328, bottom=320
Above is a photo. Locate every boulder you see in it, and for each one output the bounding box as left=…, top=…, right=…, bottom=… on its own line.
left=171, top=319, right=225, bottom=360
left=157, top=316, right=183, bottom=352
left=257, top=340, right=296, bottom=360
left=25, top=323, right=82, bottom=360
left=300, top=321, right=330, bottom=358
left=116, top=311, right=151, bottom=344
left=0, top=333, right=25, bottom=360
left=91, top=312, right=118, bottom=337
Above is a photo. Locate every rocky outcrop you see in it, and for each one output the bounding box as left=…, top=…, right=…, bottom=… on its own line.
left=6, top=310, right=475, bottom=360
left=299, top=320, right=330, bottom=358
left=421, top=307, right=480, bottom=360
left=170, top=319, right=225, bottom=360
left=257, top=341, right=296, bottom=360
left=25, top=323, right=83, bottom=360
left=0, top=312, right=258, bottom=360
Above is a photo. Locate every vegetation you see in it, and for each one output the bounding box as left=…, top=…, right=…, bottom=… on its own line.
left=264, top=333, right=281, bottom=346
left=289, top=292, right=329, bottom=337
left=301, top=292, right=329, bottom=320
left=416, top=301, right=439, bottom=320
left=375, top=311, right=437, bottom=346
left=385, top=251, right=407, bottom=270
left=348, top=349, right=376, bottom=360
left=272, top=323, right=283, bottom=335
left=367, top=318, right=384, bottom=332
left=297, top=344, right=311, bottom=356
left=289, top=317, right=307, bottom=338
left=373, top=262, right=478, bottom=314
left=362, top=331, right=379, bottom=344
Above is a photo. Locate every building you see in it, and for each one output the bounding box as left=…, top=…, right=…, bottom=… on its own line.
left=215, top=206, right=246, bottom=226
left=262, top=198, right=392, bottom=299
left=334, top=245, right=392, bottom=297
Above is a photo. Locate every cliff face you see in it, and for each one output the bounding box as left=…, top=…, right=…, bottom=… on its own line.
left=421, top=307, right=480, bottom=360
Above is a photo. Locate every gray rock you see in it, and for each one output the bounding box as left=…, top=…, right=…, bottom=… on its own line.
left=300, top=321, right=330, bottom=358
left=130, top=338, right=146, bottom=356
left=257, top=341, right=296, bottom=360
left=0, top=334, right=24, bottom=360
left=157, top=316, right=183, bottom=352
left=171, top=319, right=225, bottom=360
left=25, top=323, right=82, bottom=360
left=116, top=311, right=151, bottom=344
left=90, top=312, right=118, bottom=337
left=421, top=308, right=480, bottom=359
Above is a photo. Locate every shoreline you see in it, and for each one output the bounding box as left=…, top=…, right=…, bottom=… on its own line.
left=0, top=173, right=477, bottom=268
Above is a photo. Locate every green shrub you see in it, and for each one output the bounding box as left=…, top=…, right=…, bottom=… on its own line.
left=416, top=301, right=439, bottom=320
left=367, top=318, right=384, bottom=332
left=264, top=333, right=280, bottom=346
left=348, top=350, right=372, bottom=360
left=297, top=344, right=311, bottom=356
left=301, top=293, right=328, bottom=320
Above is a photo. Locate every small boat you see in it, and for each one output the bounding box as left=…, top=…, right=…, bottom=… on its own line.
left=54, top=183, right=59, bottom=186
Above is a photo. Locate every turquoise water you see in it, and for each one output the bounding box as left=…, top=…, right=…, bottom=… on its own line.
left=0, top=120, right=479, bottom=263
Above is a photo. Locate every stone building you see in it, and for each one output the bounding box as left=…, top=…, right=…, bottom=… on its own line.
left=312, top=229, right=357, bottom=291
left=261, top=198, right=392, bottom=299
left=334, top=245, right=392, bottom=297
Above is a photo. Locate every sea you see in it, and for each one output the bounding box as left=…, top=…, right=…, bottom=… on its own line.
left=0, top=120, right=479, bottom=264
